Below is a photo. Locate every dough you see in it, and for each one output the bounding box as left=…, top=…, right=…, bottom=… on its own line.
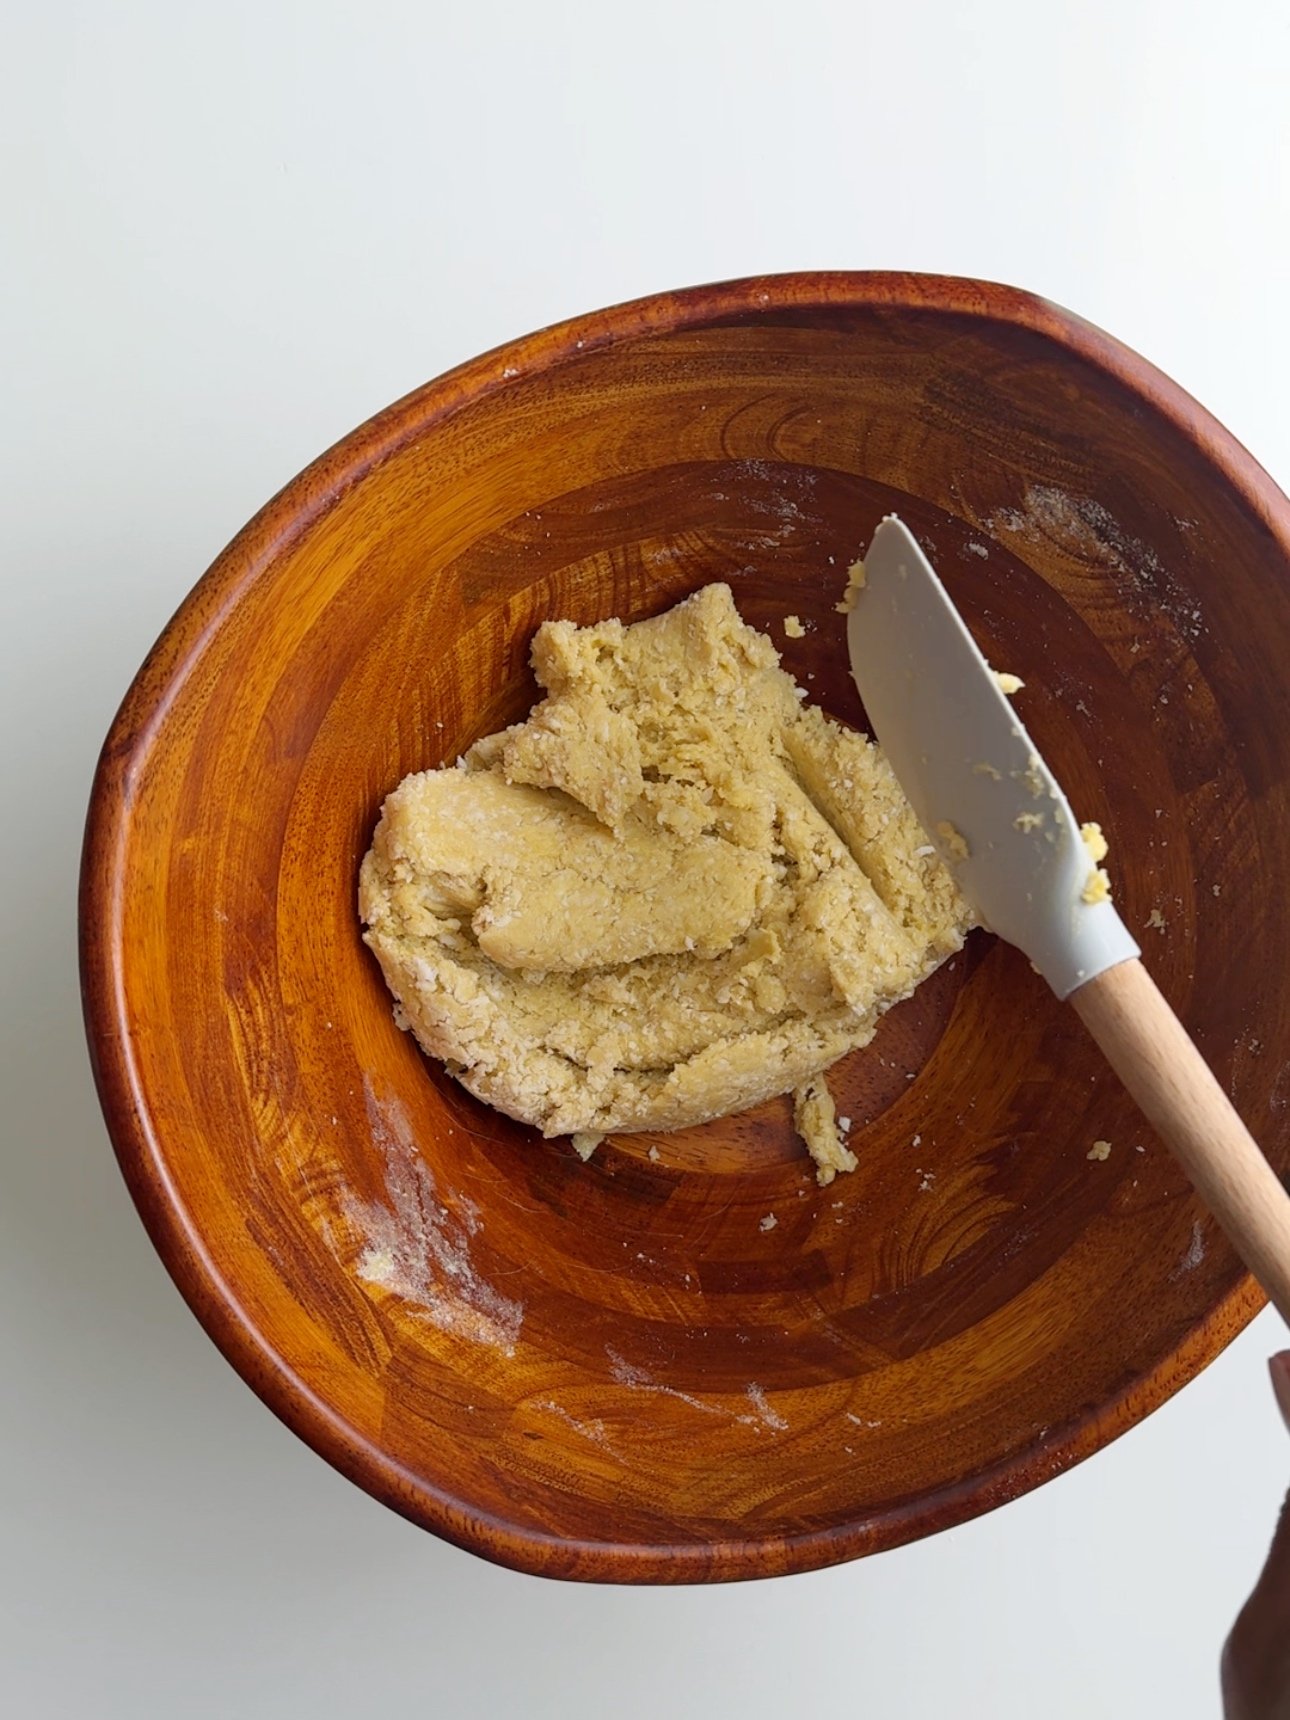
left=1080, top=821, right=1111, bottom=902
left=834, top=559, right=867, bottom=614
left=792, top=1077, right=857, bottom=1186
left=359, top=585, right=974, bottom=1177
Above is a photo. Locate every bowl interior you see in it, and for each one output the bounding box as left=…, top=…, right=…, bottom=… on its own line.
left=86, top=277, right=1290, bottom=1581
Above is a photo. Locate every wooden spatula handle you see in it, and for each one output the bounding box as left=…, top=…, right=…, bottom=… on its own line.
left=1071, top=958, right=1290, bottom=1327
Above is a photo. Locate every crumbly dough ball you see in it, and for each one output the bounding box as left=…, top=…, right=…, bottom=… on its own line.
left=360, top=584, right=975, bottom=1159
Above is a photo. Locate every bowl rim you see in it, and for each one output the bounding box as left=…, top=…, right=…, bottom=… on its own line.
left=80, top=269, right=1285, bottom=1583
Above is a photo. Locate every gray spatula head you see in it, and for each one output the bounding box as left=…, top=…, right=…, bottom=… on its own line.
left=846, top=515, right=1139, bottom=999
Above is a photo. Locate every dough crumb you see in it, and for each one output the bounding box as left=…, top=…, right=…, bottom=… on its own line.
left=1080, top=821, right=1109, bottom=863
left=1020, top=755, right=1045, bottom=797
left=782, top=614, right=806, bottom=639
left=1147, top=908, right=1166, bottom=932
left=571, top=1131, right=604, bottom=1161
left=936, top=820, right=970, bottom=861
left=835, top=559, right=867, bottom=614
left=758, top=1213, right=778, bottom=1232
left=973, top=761, right=1002, bottom=780
left=1082, top=868, right=1112, bottom=905
left=1087, top=1139, right=1112, bottom=1162
left=793, top=1076, right=859, bottom=1186
left=1014, top=811, right=1045, bottom=833
left=1080, top=822, right=1111, bottom=903
left=994, top=671, right=1025, bottom=695
left=647, top=1144, right=661, bottom=1162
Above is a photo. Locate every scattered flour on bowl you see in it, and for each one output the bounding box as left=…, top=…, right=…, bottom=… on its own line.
left=606, top=1347, right=785, bottom=1434
left=339, top=1076, right=524, bottom=1354
left=532, top=1399, right=617, bottom=1455
left=1171, top=1218, right=1207, bottom=1278
left=984, top=484, right=1206, bottom=642
left=725, top=460, right=821, bottom=547
left=745, top=1383, right=788, bottom=1431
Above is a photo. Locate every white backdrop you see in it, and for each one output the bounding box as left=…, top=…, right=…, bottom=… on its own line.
left=4, top=3, right=1288, bottom=1715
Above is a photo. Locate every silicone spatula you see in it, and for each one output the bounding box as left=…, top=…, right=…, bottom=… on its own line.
left=847, top=514, right=1290, bottom=1324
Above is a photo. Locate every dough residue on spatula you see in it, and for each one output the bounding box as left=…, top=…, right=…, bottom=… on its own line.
left=359, top=584, right=974, bottom=1183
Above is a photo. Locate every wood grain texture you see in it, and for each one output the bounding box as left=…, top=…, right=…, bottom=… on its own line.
left=1072, top=959, right=1290, bottom=1326
left=81, top=272, right=1290, bottom=1583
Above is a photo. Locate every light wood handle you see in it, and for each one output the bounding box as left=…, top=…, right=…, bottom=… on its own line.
left=1071, top=958, right=1290, bottom=1327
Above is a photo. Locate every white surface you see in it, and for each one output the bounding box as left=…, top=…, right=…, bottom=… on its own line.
left=3, top=3, right=1288, bottom=1716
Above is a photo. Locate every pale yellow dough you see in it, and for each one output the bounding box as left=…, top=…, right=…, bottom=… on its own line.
left=792, top=1077, right=858, bottom=1186
left=1080, top=822, right=1112, bottom=903
left=359, top=584, right=974, bottom=1176
left=834, top=559, right=867, bottom=614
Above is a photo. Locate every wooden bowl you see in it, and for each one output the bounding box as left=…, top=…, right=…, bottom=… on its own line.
left=82, top=273, right=1290, bottom=1582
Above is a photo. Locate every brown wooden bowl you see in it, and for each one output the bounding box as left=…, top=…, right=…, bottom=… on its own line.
left=81, top=272, right=1290, bottom=1583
